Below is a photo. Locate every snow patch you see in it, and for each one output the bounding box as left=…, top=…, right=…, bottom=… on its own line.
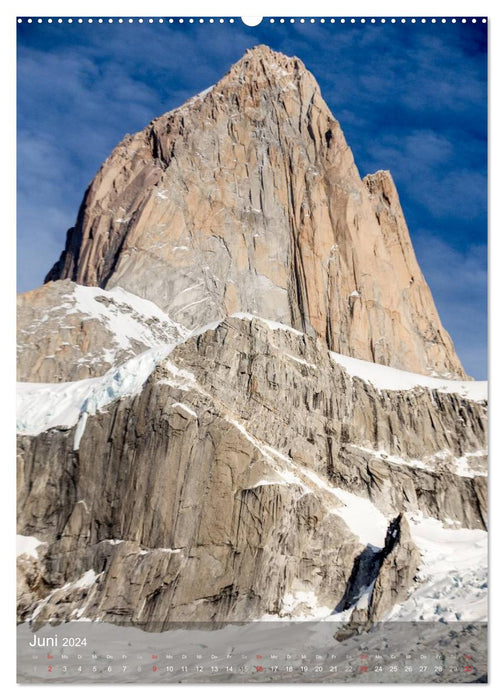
left=226, top=419, right=307, bottom=491
left=224, top=415, right=388, bottom=549
left=231, top=313, right=303, bottom=336
left=18, top=345, right=175, bottom=442
left=285, top=353, right=316, bottom=369
left=386, top=513, right=487, bottom=622
left=352, top=444, right=487, bottom=478
left=17, top=534, right=46, bottom=559
left=329, top=350, right=487, bottom=400
left=177, top=296, right=211, bottom=314
left=71, top=284, right=188, bottom=352
left=249, top=479, right=287, bottom=488
left=171, top=402, right=198, bottom=418
left=30, top=570, right=98, bottom=622
left=17, top=311, right=227, bottom=442
left=278, top=591, right=333, bottom=620
left=72, top=569, right=99, bottom=589
left=453, top=451, right=487, bottom=477
left=162, top=361, right=197, bottom=392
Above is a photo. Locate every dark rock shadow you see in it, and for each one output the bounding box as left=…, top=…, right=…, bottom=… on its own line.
left=334, top=543, right=382, bottom=613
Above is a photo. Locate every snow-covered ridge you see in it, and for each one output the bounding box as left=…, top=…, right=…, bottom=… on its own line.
left=230, top=312, right=304, bottom=336
left=71, top=284, right=188, bottom=351
left=17, top=345, right=175, bottom=445
left=18, top=282, right=189, bottom=381
left=233, top=314, right=486, bottom=400
left=329, top=350, right=487, bottom=401
left=17, top=313, right=487, bottom=443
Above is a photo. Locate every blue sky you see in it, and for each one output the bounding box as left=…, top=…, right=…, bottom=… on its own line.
left=17, top=18, right=487, bottom=378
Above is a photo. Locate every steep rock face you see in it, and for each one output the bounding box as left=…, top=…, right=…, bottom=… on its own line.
left=17, top=317, right=486, bottom=627
left=165, top=318, right=487, bottom=527
left=17, top=389, right=363, bottom=627
left=45, top=45, right=465, bottom=379
left=335, top=513, right=421, bottom=637
left=363, top=513, right=421, bottom=624
left=17, top=280, right=187, bottom=382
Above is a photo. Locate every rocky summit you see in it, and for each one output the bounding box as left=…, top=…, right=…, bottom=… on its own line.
left=45, top=45, right=465, bottom=379
left=17, top=46, right=486, bottom=642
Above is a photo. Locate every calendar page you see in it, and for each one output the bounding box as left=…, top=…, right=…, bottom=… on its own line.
left=16, top=14, right=488, bottom=684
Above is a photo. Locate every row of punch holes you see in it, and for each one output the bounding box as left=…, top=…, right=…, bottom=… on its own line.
left=17, top=17, right=488, bottom=25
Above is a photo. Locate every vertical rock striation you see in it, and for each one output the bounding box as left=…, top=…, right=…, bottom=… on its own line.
left=16, top=318, right=486, bottom=627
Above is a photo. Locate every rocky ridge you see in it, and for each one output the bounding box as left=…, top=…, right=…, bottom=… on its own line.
left=17, top=280, right=187, bottom=382
left=17, top=316, right=487, bottom=628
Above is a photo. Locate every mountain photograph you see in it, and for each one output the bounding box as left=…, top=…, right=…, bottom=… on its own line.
left=16, top=19, right=487, bottom=683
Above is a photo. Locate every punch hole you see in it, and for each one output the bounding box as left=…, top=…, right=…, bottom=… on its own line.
left=242, top=17, right=263, bottom=26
